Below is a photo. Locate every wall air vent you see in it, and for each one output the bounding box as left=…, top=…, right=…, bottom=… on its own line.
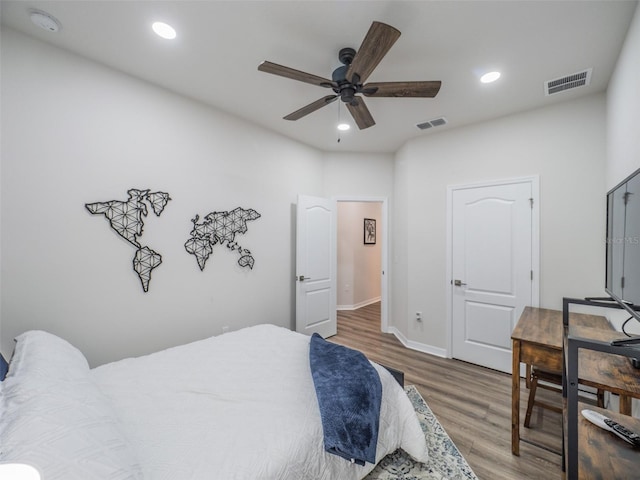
left=545, top=68, right=592, bottom=96
left=417, top=117, right=447, bottom=130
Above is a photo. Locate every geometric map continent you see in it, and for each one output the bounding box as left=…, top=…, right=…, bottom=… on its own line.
left=184, top=207, right=261, bottom=271
left=133, top=246, right=163, bottom=293
left=86, top=188, right=171, bottom=292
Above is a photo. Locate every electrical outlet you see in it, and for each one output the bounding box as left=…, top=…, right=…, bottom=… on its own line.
left=415, top=312, right=422, bottom=322
left=222, top=326, right=229, bottom=334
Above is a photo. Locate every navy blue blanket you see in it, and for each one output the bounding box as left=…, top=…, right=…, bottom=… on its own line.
left=309, top=333, right=382, bottom=465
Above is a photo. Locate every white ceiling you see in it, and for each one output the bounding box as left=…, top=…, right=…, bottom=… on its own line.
left=1, top=0, right=637, bottom=153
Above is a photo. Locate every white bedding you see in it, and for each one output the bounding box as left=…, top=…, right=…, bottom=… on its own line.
left=1, top=325, right=428, bottom=480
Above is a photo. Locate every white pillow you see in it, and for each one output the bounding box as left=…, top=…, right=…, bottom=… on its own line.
left=5, top=330, right=89, bottom=381
left=0, top=331, right=143, bottom=480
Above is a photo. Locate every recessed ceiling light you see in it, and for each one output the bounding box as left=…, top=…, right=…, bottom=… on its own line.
left=480, top=71, right=501, bottom=83
left=152, top=22, right=176, bottom=40
left=30, top=10, right=61, bottom=32
left=337, top=123, right=350, bottom=131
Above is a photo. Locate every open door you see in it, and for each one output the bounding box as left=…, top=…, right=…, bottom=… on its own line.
left=296, top=195, right=336, bottom=337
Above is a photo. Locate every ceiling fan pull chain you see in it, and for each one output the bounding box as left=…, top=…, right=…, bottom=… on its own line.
left=337, top=102, right=341, bottom=143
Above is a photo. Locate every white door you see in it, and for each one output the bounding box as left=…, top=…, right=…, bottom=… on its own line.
left=451, top=181, right=534, bottom=373
left=296, top=195, right=337, bottom=337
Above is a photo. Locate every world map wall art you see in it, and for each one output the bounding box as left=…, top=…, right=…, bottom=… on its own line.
left=86, top=189, right=261, bottom=293
left=184, top=208, right=261, bottom=272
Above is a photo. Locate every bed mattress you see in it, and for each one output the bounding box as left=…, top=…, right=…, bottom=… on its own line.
left=91, top=325, right=428, bottom=479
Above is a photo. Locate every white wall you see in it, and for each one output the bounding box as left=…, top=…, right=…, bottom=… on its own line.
left=393, top=94, right=607, bottom=351
left=322, top=152, right=394, bottom=198
left=336, top=202, right=382, bottom=309
left=607, top=3, right=640, bottom=189
left=0, top=29, right=327, bottom=366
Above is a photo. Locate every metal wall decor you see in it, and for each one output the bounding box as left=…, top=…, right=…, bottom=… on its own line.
left=364, top=218, right=376, bottom=245
left=185, top=207, right=261, bottom=271
left=86, top=188, right=171, bottom=292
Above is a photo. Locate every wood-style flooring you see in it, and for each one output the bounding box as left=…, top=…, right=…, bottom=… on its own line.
left=332, top=302, right=563, bottom=480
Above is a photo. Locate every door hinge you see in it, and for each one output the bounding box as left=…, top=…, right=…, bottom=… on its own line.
left=531, top=270, right=533, bottom=280
left=529, top=198, right=534, bottom=209
left=622, top=276, right=625, bottom=289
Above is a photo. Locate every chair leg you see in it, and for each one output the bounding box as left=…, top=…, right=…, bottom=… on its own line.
left=524, top=374, right=539, bottom=428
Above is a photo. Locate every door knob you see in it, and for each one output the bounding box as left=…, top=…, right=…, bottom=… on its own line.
left=453, top=279, right=467, bottom=286
left=298, top=275, right=311, bottom=281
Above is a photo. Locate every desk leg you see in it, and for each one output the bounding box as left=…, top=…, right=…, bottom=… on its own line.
left=512, top=338, right=520, bottom=456
left=620, top=395, right=632, bottom=415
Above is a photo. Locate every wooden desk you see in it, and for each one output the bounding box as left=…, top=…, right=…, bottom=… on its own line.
left=571, top=403, right=640, bottom=479
left=568, top=325, right=640, bottom=416
left=564, top=332, right=640, bottom=479
left=511, top=306, right=619, bottom=456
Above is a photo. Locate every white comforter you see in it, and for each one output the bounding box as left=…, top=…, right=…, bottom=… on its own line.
left=1, top=325, right=428, bottom=480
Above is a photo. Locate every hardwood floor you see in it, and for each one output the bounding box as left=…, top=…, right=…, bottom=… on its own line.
left=332, top=303, right=563, bottom=480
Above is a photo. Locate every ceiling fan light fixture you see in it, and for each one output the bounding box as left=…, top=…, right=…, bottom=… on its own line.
left=257, top=21, right=440, bottom=130
left=152, top=22, right=177, bottom=40
left=337, top=123, right=351, bottom=131
left=480, top=71, right=501, bottom=83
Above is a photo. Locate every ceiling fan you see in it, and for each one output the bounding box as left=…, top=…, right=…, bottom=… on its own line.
left=257, top=21, right=441, bottom=130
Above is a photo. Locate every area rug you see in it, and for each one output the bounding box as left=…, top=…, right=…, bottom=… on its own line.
left=365, top=385, right=478, bottom=480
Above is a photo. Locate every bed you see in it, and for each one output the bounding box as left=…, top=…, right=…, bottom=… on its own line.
left=0, top=324, right=429, bottom=479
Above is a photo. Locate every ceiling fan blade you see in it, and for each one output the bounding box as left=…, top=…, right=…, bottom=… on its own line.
left=258, top=61, right=336, bottom=88
left=346, top=97, right=376, bottom=130
left=283, top=95, right=339, bottom=121
left=346, top=21, right=401, bottom=85
left=362, top=81, right=442, bottom=98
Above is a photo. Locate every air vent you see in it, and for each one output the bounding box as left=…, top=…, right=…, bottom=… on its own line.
left=417, top=117, right=447, bottom=130
left=545, top=68, right=592, bottom=96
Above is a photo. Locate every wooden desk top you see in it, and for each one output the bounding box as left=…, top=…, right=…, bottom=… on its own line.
left=511, top=306, right=611, bottom=349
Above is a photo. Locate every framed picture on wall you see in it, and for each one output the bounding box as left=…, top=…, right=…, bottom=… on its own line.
left=364, top=218, right=376, bottom=245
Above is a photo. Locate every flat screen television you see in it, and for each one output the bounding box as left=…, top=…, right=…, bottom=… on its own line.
left=606, top=166, right=640, bottom=325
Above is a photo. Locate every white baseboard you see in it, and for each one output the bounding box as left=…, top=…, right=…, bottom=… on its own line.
left=337, top=296, right=381, bottom=311
left=387, top=326, right=447, bottom=358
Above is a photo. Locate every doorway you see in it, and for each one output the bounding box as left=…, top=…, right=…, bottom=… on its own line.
left=335, top=197, right=388, bottom=333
